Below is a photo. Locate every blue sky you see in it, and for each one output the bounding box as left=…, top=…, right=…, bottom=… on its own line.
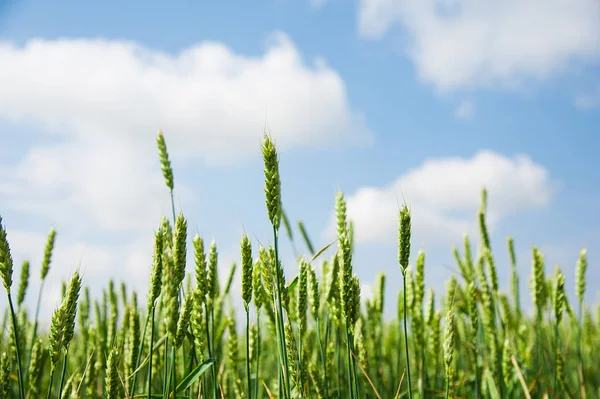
left=0, top=0, right=599, bottom=321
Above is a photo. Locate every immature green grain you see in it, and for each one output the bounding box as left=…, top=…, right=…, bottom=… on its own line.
left=443, top=307, right=455, bottom=399
left=227, top=316, right=239, bottom=369
left=148, top=229, right=164, bottom=310
left=107, top=280, right=118, bottom=350
left=554, top=268, right=566, bottom=326
left=428, top=311, right=441, bottom=366
left=190, top=291, right=205, bottom=358
left=164, top=255, right=181, bottom=343
left=575, top=248, right=587, bottom=399
left=508, top=237, right=521, bottom=321
left=463, top=234, right=475, bottom=278
left=397, top=204, right=413, bottom=399
left=208, top=240, right=219, bottom=302
left=0, top=216, right=14, bottom=293
left=262, top=134, right=282, bottom=231
left=484, top=248, right=499, bottom=293
left=575, top=249, right=587, bottom=303
left=297, top=259, right=308, bottom=333
left=0, top=352, right=9, bottom=398
left=308, top=264, right=320, bottom=318
left=478, top=188, right=491, bottom=251
left=157, top=129, right=174, bottom=192
left=173, top=213, right=188, bottom=289
left=17, top=260, right=29, bottom=308
left=28, top=339, right=44, bottom=396
left=502, top=338, right=512, bottom=386
left=398, top=205, right=411, bottom=273
left=125, top=299, right=140, bottom=392
left=62, top=271, right=83, bottom=348
left=192, top=234, right=208, bottom=302
left=105, top=348, right=120, bottom=399
left=41, top=228, right=56, bottom=281
left=531, top=247, right=546, bottom=316
left=468, top=281, right=479, bottom=334
left=252, top=259, right=265, bottom=312
left=241, top=234, right=253, bottom=307
left=175, top=291, right=193, bottom=348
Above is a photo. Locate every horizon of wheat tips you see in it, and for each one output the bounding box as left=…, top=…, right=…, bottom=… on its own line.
left=0, top=131, right=598, bottom=399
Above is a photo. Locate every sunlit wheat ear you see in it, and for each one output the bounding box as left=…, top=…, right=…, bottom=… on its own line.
left=193, top=234, right=207, bottom=304
left=284, top=320, right=299, bottom=386
left=252, top=258, right=265, bottom=311
left=502, top=338, right=512, bottom=386
left=48, top=270, right=82, bottom=370
left=484, top=248, right=499, bottom=293
left=207, top=240, right=219, bottom=302
left=307, top=264, right=320, bottom=319
left=261, top=134, right=282, bottom=231
left=17, top=260, right=29, bottom=307
left=173, top=212, right=188, bottom=284
left=227, top=314, right=239, bottom=366
left=157, top=129, right=174, bottom=192
left=398, top=204, right=411, bottom=274
left=163, top=254, right=180, bottom=342
left=28, top=339, right=43, bottom=396
left=478, top=188, right=491, bottom=250
left=443, top=306, right=455, bottom=398
left=41, top=228, right=56, bottom=281
left=575, top=248, right=587, bottom=303
left=62, top=270, right=82, bottom=350
left=105, top=348, right=120, bottom=399
left=467, top=281, right=478, bottom=334
left=0, top=216, right=14, bottom=293
left=530, top=247, right=546, bottom=316
left=148, top=229, right=164, bottom=311
left=175, top=291, right=193, bottom=348
left=335, top=192, right=348, bottom=240
left=297, top=259, right=308, bottom=333
left=125, top=297, right=140, bottom=391
left=241, top=234, right=253, bottom=308
left=553, top=268, right=565, bottom=325
left=415, top=250, right=425, bottom=308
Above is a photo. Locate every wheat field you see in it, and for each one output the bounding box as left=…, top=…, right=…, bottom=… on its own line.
left=0, top=131, right=597, bottom=399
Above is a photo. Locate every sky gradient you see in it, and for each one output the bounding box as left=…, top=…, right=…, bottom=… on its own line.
left=0, top=0, right=599, bottom=322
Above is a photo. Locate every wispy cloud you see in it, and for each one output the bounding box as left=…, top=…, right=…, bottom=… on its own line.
left=358, top=0, right=600, bottom=93
left=324, top=150, right=558, bottom=246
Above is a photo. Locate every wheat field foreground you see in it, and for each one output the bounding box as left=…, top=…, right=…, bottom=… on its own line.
left=0, top=132, right=597, bottom=399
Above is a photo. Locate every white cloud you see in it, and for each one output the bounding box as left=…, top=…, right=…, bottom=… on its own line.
left=324, top=150, right=558, bottom=246
left=454, top=100, right=475, bottom=119
left=0, top=32, right=371, bottom=233
left=0, top=230, right=132, bottom=323
left=358, top=0, right=600, bottom=93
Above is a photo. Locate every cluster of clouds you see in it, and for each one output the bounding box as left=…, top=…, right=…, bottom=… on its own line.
left=0, top=32, right=369, bottom=317
left=324, top=150, right=557, bottom=248
left=4, top=0, right=598, bottom=315
left=357, top=0, right=600, bottom=97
